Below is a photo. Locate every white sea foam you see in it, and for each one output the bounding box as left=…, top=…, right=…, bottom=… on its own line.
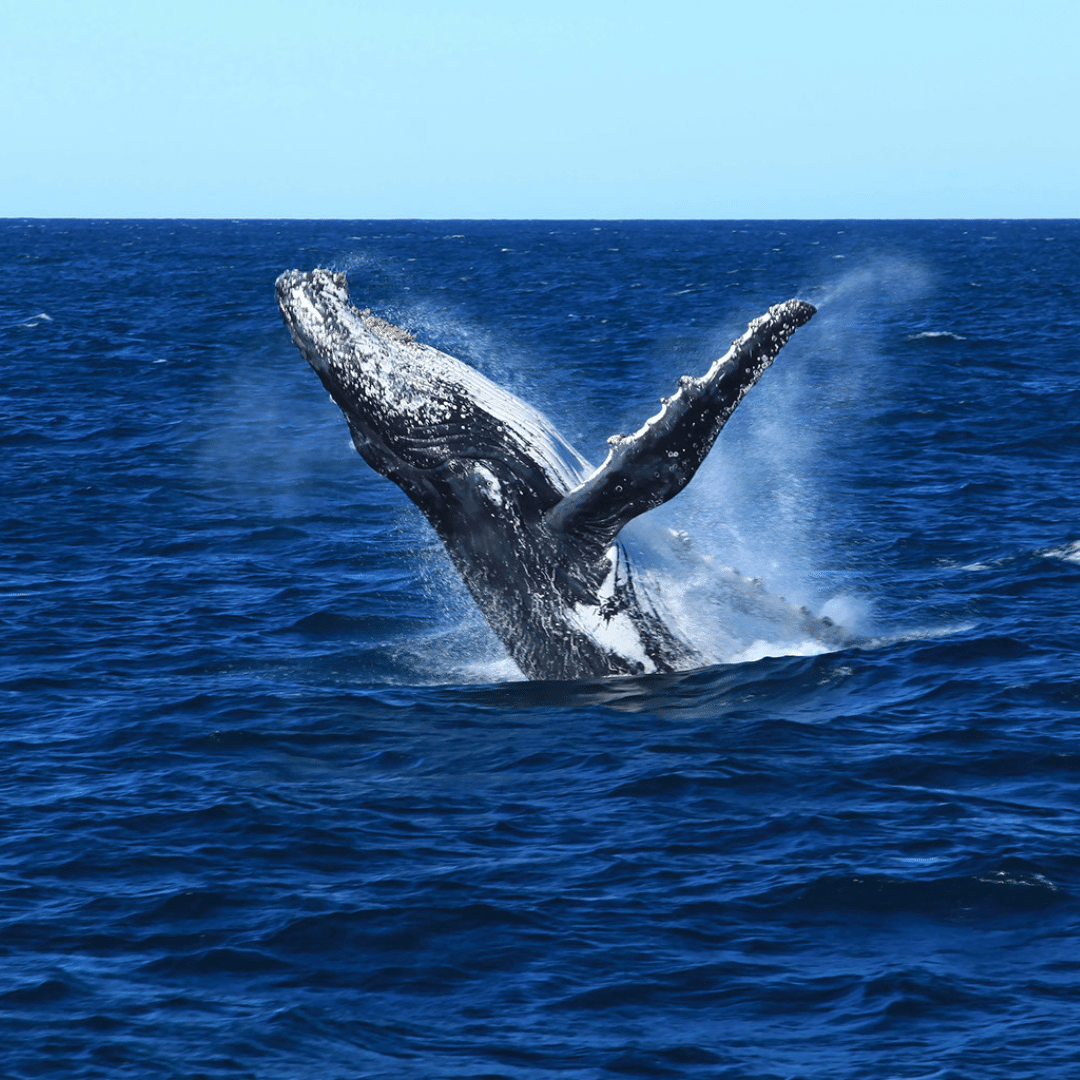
left=621, top=522, right=852, bottom=670
left=727, top=639, right=832, bottom=665
left=1040, top=540, right=1080, bottom=564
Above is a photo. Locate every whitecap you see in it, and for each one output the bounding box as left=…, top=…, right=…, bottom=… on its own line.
left=1040, top=540, right=1080, bottom=564
left=727, top=638, right=831, bottom=665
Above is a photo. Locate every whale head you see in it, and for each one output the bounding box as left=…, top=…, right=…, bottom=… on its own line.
left=275, top=268, right=587, bottom=496
left=275, top=269, right=432, bottom=451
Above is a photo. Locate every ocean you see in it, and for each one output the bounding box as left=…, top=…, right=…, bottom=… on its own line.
left=2, top=219, right=1078, bottom=1078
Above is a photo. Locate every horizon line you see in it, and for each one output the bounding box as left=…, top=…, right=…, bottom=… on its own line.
left=6, top=215, right=1079, bottom=223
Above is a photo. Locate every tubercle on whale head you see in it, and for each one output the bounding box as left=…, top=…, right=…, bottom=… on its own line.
left=275, top=269, right=415, bottom=388
left=274, top=268, right=349, bottom=316
left=274, top=269, right=411, bottom=463
left=276, top=269, right=345, bottom=377
left=749, top=298, right=817, bottom=338
left=774, top=298, right=817, bottom=321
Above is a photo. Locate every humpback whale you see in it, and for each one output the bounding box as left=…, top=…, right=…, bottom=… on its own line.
left=277, top=269, right=839, bottom=681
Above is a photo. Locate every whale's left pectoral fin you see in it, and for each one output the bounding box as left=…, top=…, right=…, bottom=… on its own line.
left=546, top=299, right=816, bottom=554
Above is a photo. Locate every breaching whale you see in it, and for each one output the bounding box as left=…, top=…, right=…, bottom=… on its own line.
left=276, top=269, right=840, bottom=681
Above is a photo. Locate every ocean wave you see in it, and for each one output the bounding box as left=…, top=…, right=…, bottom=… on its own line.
left=4, top=218, right=1080, bottom=1080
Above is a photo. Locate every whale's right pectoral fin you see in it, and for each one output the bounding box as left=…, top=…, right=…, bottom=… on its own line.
left=546, top=299, right=817, bottom=555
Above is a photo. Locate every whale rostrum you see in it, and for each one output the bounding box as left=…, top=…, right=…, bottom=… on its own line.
left=276, top=268, right=836, bottom=681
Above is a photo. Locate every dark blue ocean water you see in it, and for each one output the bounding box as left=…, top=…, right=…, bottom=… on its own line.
left=2, top=219, right=1079, bottom=1079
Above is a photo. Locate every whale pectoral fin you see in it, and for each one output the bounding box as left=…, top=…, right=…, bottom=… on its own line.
left=546, top=299, right=816, bottom=554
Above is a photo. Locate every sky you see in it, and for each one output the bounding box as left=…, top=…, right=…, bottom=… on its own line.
left=3, top=0, right=1077, bottom=218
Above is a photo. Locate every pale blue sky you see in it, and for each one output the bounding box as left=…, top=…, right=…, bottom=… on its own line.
left=3, top=0, right=1077, bottom=218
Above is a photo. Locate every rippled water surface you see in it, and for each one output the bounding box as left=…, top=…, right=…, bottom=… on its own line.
left=2, top=220, right=1079, bottom=1078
